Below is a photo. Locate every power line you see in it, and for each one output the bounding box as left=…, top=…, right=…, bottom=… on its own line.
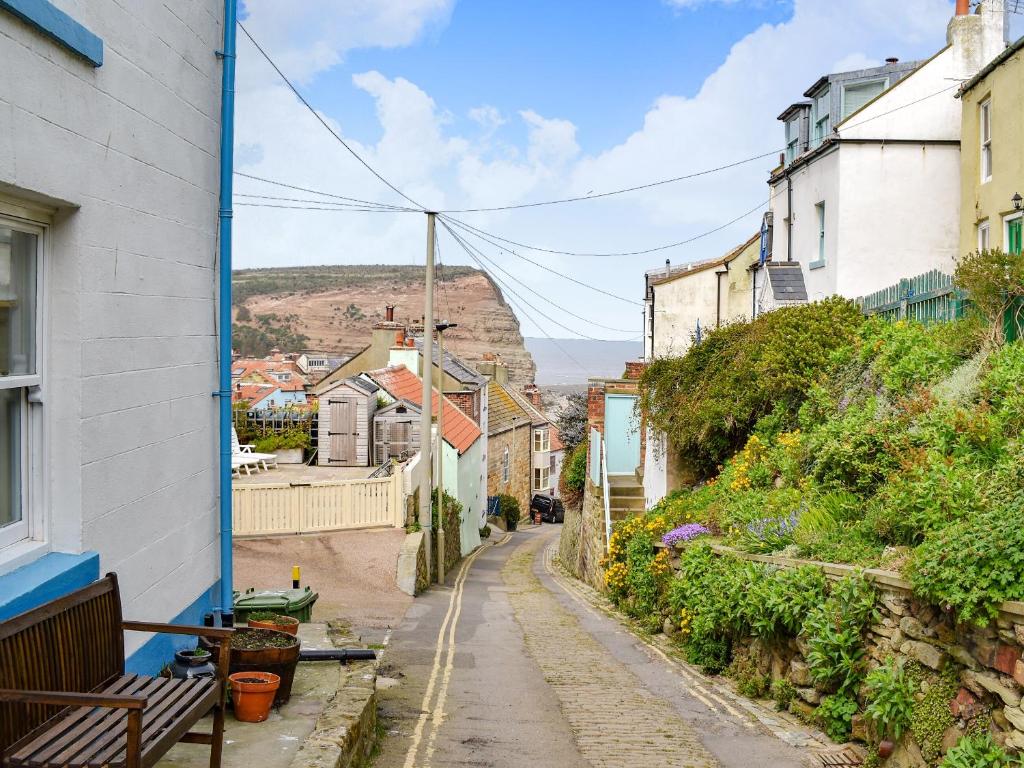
left=235, top=172, right=419, bottom=211
left=836, top=82, right=962, bottom=134
left=434, top=226, right=455, bottom=322
left=441, top=199, right=768, bottom=258
left=440, top=214, right=641, bottom=305
left=434, top=149, right=782, bottom=213
left=234, top=192, right=415, bottom=210
left=442, top=219, right=638, bottom=341
left=233, top=202, right=413, bottom=213
left=238, top=22, right=426, bottom=211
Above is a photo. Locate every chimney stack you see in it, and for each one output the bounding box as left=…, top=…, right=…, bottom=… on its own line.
left=385, top=304, right=395, bottom=322
left=955, top=0, right=969, bottom=14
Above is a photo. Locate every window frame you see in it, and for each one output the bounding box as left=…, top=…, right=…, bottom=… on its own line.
left=840, top=78, right=888, bottom=121
left=977, top=220, right=991, bottom=251
left=811, top=88, right=830, bottom=147
left=810, top=201, right=826, bottom=269
left=1005, top=212, right=1023, bottom=256
left=0, top=214, right=45, bottom=553
left=980, top=99, right=992, bottom=183
left=533, top=466, right=549, bottom=492
left=533, top=428, right=550, bottom=453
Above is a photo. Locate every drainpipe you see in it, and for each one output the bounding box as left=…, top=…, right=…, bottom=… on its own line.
left=786, top=172, right=793, bottom=262
left=216, top=0, right=238, bottom=626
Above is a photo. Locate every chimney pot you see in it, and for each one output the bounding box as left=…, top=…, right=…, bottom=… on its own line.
left=885, top=57, right=899, bottom=64
left=394, top=331, right=404, bottom=347
left=385, top=304, right=395, bottom=322
left=406, top=338, right=415, bottom=348
left=955, top=0, right=969, bottom=15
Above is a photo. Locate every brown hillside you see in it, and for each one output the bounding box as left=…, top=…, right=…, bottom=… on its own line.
left=233, top=265, right=536, bottom=386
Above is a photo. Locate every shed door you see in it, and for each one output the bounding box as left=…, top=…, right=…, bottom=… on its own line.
left=328, top=399, right=358, bottom=465
left=604, top=394, right=640, bottom=475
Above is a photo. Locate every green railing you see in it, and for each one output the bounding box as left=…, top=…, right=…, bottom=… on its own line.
left=859, top=270, right=965, bottom=323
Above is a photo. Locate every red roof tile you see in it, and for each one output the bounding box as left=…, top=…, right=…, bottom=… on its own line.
left=365, top=365, right=481, bottom=455
left=550, top=428, right=565, bottom=452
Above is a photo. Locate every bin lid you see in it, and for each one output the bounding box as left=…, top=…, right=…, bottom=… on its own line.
left=233, top=586, right=317, bottom=611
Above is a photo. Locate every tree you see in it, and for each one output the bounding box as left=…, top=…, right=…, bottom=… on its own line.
left=556, top=391, right=588, bottom=453
left=236, top=304, right=252, bottom=322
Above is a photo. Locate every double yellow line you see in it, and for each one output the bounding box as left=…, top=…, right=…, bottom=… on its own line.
left=402, top=534, right=510, bottom=768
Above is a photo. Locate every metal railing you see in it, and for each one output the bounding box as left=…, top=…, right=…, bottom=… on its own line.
left=601, top=440, right=612, bottom=553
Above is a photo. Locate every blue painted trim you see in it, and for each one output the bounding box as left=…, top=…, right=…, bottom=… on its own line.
left=0, top=0, right=103, bottom=66
left=809, top=259, right=827, bottom=270
left=0, top=551, right=100, bottom=621
left=125, top=580, right=220, bottom=675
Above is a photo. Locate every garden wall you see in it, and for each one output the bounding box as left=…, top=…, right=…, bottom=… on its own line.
left=661, top=542, right=1024, bottom=764
left=559, top=483, right=606, bottom=591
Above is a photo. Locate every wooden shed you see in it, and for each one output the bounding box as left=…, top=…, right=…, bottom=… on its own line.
left=373, top=400, right=422, bottom=465
left=317, top=377, right=379, bottom=466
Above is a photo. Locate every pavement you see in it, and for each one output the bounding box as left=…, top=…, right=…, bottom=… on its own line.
left=371, top=525, right=819, bottom=768
left=234, top=528, right=412, bottom=632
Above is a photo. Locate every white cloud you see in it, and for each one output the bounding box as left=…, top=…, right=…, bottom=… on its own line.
left=234, top=0, right=956, bottom=337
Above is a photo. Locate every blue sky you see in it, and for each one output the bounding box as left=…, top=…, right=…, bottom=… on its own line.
left=233, top=0, right=998, bottom=340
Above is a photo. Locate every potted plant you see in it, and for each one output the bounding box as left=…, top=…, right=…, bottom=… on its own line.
left=170, top=646, right=216, bottom=679
left=202, top=628, right=300, bottom=706
left=247, top=611, right=299, bottom=635
left=228, top=671, right=281, bottom=722
left=254, top=428, right=310, bottom=464
left=498, top=494, right=521, bottom=532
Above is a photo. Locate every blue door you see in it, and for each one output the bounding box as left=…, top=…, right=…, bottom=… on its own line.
left=604, top=394, right=640, bottom=475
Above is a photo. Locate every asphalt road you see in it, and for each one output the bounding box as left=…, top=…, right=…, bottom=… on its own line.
left=372, top=525, right=812, bottom=768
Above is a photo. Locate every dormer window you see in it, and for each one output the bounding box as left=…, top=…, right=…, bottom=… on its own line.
left=785, top=119, right=801, bottom=163
left=811, top=89, right=830, bottom=148
left=841, top=79, right=888, bottom=120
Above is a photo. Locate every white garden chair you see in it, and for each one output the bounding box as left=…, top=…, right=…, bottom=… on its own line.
left=231, top=427, right=278, bottom=472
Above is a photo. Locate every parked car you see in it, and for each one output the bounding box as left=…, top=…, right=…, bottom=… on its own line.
left=530, top=494, right=565, bottom=524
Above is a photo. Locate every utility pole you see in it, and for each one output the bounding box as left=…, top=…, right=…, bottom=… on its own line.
left=420, top=212, right=435, bottom=583
left=435, top=321, right=457, bottom=584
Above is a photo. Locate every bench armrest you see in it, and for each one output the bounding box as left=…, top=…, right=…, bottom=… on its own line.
left=122, top=621, right=234, bottom=639
left=0, top=688, right=147, bottom=710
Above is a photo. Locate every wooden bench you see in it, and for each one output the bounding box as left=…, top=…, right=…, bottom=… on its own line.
left=0, top=573, right=233, bottom=768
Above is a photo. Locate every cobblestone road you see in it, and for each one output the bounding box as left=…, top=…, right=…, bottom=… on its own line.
left=372, top=526, right=812, bottom=768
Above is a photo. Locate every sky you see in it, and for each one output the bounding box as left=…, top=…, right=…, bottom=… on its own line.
left=232, top=0, right=1007, bottom=340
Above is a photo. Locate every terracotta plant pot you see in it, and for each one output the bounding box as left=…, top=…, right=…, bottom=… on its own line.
left=229, top=671, right=280, bottom=722
left=201, top=628, right=301, bottom=706
left=247, top=616, right=299, bottom=635
left=878, top=740, right=895, bottom=759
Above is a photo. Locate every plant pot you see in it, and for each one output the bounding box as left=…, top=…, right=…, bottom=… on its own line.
left=229, top=672, right=280, bottom=722
left=878, top=740, right=895, bottom=759
left=202, top=628, right=300, bottom=706
left=170, top=648, right=216, bottom=680
left=248, top=616, right=299, bottom=635
left=275, top=448, right=303, bottom=464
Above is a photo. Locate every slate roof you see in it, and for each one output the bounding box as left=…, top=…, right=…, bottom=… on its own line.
left=364, top=365, right=481, bottom=455
left=505, top=387, right=549, bottom=426
left=767, top=262, right=808, bottom=302
left=413, top=339, right=487, bottom=387
left=487, top=381, right=534, bottom=436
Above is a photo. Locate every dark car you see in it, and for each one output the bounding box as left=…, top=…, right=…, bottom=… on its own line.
left=530, top=494, right=565, bottom=524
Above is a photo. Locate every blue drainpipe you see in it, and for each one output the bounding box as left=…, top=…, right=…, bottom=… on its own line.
left=216, top=0, right=237, bottom=626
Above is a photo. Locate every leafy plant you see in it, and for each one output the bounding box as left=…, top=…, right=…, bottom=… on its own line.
left=940, top=733, right=1023, bottom=768
left=254, top=427, right=311, bottom=453
left=911, top=668, right=958, bottom=763
left=727, top=650, right=769, bottom=699
left=496, top=494, right=521, bottom=531
left=864, top=658, right=915, bottom=742
left=771, top=679, right=796, bottom=711
left=554, top=391, right=588, bottom=453
left=816, top=693, right=859, bottom=743
left=954, top=248, right=1024, bottom=344
left=748, top=565, right=827, bottom=641
left=559, top=443, right=588, bottom=509
left=804, top=576, right=877, bottom=696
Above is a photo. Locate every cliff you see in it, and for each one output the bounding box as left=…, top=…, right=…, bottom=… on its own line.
left=232, top=265, right=536, bottom=386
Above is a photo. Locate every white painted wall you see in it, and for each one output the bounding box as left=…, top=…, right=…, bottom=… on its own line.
left=0, top=1, right=223, bottom=653
left=650, top=267, right=720, bottom=358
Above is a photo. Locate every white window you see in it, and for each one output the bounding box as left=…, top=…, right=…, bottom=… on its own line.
left=812, top=89, right=830, bottom=148
left=533, top=466, right=549, bottom=492
left=785, top=119, right=800, bottom=163
left=980, top=99, right=992, bottom=183
left=978, top=221, right=991, bottom=251
left=502, top=446, right=509, bottom=484
left=0, top=220, right=41, bottom=551
left=815, top=202, right=826, bottom=265
left=533, top=428, right=550, bottom=453
left=841, top=79, right=887, bottom=120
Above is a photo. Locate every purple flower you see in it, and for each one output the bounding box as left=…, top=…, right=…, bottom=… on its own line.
left=662, top=523, right=710, bottom=546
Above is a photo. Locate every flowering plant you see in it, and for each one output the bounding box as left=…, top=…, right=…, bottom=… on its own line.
left=741, top=510, right=799, bottom=554
left=662, top=523, right=710, bottom=547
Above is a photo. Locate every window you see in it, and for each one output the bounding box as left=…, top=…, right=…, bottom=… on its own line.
left=811, top=89, right=830, bottom=148
left=533, top=466, right=549, bottom=492
left=502, top=447, right=509, bottom=484
left=841, top=79, right=887, bottom=120
left=785, top=119, right=800, bottom=164
left=978, top=221, right=991, bottom=251
left=0, top=222, right=40, bottom=550
left=1006, top=214, right=1023, bottom=256
left=813, top=202, right=826, bottom=267
left=533, top=428, right=550, bottom=453
left=980, top=99, right=992, bottom=182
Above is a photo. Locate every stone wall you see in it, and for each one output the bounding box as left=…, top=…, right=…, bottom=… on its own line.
left=487, top=427, right=532, bottom=517
left=558, top=482, right=606, bottom=591
left=661, top=544, right=1024, bottom=762
left=431, top=498, right=462, bottom=581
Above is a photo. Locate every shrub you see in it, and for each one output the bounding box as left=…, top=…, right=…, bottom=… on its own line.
left=980, top=342, right=1024, bottom=436
left=864, top=658, right=915, bottom=742
left=909, top=500, right=1024, bottom=625
left=727, top=650, right=770, bottom=699
left=955, top=248, right=1024, bottom=344
left=771, top=679, right=796, bottom=711
left=479, top=525, right=491, bottom=540
left=816, top=693, right=859, bottom=743
left=254, top=428, right=311, bottom=453
left=497, top=494, right=521, bottom=531
left=804, top=576, right=877, bottom=696
left=559, top=443, right=587, bottom=509
left=555, top=392, right=588, bottom=453
left=940, top=733, right=1023, bottom=768
left=911, top=668, right=958, bottom=763
left=858, top=318, right=959, bottom=395
left=807, top=399, right=904, bottom=496
left=747, top=565, right=827, bottom=641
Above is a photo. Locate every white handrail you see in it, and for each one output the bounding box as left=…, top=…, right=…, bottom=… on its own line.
left=601, top=439, right=612, bottom=552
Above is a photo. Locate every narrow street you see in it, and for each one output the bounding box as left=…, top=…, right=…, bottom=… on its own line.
left=373, top=526, right=811, bottom=768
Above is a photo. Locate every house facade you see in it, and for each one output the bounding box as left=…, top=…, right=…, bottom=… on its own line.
left=484, top=380, right=533, bottom=516
left=767, top=2, right=1008, bottom=303
left=0, top=1, right=226, bottom=670
left=957, top=33, right=1024, bottom=259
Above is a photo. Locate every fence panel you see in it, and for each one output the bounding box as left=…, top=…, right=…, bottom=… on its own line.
left=233, top=473, right=402, bottom=536
left=859, top=270, right=963, bottom=324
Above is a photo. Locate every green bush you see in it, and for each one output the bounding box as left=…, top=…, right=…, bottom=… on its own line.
left=254, top=428, right=311, bottom=453
left=804, top=576, right=877, bottom=696
left=807, top=399, right=903, bottom=496
left=940, top=733, right=1023, bottom=768
left=858, top=318, right=959, bottom=395
left=747, top=565, right=827, bottom=641
left=981, top=342, right=1024, bottom=435
left=727, top=650, right=769, bottom=698
left=911, top=668, right=958, bottom=763
left=909, top=499, right=1024, bottom=625
left=559, top=443, right=588, bottom=509
left=771, top=679, right=796, bottom=711
left=816, top=693, right=859, bottom=743
left=864, top=658, right=915, bottom=742
left=497, top=494, right=521, bottom=531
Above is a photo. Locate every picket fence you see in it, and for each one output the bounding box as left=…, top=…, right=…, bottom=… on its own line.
left=858, top=269, right=964, bottom=323
left=233, top=472, right=404, bottom=536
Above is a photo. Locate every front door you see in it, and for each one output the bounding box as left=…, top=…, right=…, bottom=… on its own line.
left=1008, top=216, right=1022, bottom=256
left=604, top=394, right=640, bottom=475
left=328, top=399, right=358, bottom=465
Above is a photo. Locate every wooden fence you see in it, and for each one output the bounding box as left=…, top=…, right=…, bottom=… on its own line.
left=233, top=472, right=404, bottom=536
left=859, top=269, right=964, bottom=323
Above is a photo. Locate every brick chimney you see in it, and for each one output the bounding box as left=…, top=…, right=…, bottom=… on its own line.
left=385, top=304, right=395, bottom=322
left=522, top=383, right=542, bottom=409
left=624, top=360, right=648, bottom=380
